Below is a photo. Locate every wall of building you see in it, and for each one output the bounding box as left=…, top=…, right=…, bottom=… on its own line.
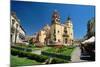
left=11, top=13, right=26, bottom=45
left=63, top=20, right=73, bottom=45
left=38, top=30, right=46, bottom=44
left=50, top=23, right=64, bottom=44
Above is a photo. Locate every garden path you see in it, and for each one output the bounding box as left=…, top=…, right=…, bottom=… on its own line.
left=71, top=46, right=86, bottom=63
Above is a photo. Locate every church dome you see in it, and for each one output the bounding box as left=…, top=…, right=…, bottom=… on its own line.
left=43, top=24, right=50, bottom=31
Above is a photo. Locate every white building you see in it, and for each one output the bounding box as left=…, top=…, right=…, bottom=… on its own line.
left=11, top=12, right=26, bottom=45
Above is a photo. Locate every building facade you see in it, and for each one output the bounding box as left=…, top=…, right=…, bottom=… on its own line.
left=38, top=30, right=46, bottom=45
left=63, top=17, right=74, bottom=45
left=50, top=10, right=64, bottom=45
left=11, top=12, right=26, bottom=45
left=36, top=10, right=74, bottom=46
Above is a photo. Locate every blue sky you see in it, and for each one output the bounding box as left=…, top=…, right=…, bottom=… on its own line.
left=11, top=1, right=95, bottom=39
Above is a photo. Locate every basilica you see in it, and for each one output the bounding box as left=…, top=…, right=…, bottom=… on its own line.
left=36, top=10, right=74, bottom=46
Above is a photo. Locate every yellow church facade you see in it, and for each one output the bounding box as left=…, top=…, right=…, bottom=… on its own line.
left=38, top=30, right=46, bottom=44
left=36, top=10, right=74, bottom=46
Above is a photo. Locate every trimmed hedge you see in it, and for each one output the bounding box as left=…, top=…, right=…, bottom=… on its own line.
left=51, top=58, right=68, bottom=64
left=42, top=51, right=71, bottom=61
left=27, top=53, right=48, bottom=62
left=11, top=48, right=19, bottom=56
left=11, top=46, right=24, bottom=51
left=11, top=48, right=48, bottom=62
left=11, top=46, right=32, bottom=52
left=26, top=48, right=32, bottom=52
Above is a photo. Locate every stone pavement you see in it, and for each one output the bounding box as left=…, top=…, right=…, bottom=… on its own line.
left=71, top=46, right=86, bottom=63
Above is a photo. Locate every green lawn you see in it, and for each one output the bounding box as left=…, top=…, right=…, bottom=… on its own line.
left=11, top=55, right=41, bottom=67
